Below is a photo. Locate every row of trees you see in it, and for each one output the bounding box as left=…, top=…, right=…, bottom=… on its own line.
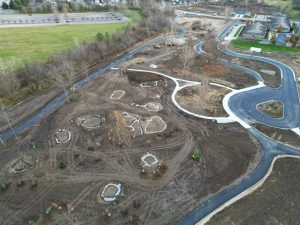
left=1, top=0, right=29, bottom=10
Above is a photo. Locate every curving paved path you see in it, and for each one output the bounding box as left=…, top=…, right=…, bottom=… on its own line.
left=177, top=23, right=300, bottom=225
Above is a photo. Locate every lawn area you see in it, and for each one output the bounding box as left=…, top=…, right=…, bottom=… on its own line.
left=231, top=39, right=300, bottom=54
left=264, top=0, right=300, bottom=18
left=0, top=10, right=142, bottom=70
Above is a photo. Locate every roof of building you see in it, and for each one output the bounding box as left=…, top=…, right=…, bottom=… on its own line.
left=296, top=22, right=300, bottom=34
left=276, top=33, right=293, bottom=45
left=243, top=21, right=267, bottom=36
left=255, top=15, right=269, bottom=22
left=271, top=16, right=291, bottom=31
left=271, top=12, right=286, bottom=17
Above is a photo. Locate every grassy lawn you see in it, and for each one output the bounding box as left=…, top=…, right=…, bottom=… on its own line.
left=264, top=0, right=300, bottom=18
left=0, top=10, right=142, bottom=70
left=231, top=39, right=300, bottom=54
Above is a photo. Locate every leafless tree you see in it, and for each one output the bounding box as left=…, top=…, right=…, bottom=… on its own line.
left=0, top=104, right=18, bottom=140
left=51, top=66, right=71, bottom=103
left=224, top=6, right=233, bottom=17
left=182, top=34, right=194, bottom=71
left=0, top=64, right=20, bottom=101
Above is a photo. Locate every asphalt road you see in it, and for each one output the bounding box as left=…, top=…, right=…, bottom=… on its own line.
left=223, top=47, right=300, bottom=129
left=0, top=12, right=128, bottom=28
left=177, top=24, right=300, bottom=225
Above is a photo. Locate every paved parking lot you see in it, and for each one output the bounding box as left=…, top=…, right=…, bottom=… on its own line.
left=0, top=12, right=128, bottom=28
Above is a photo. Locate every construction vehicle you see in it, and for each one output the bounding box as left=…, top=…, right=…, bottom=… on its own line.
left=153, top=43, right=163, bottom=49
left=137, top=59, right=144, bottom=64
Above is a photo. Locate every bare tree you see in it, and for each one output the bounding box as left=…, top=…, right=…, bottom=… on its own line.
left=0, top=65, right=20, bottom=102
left=51, top=66, right=71, bottom=103
left=182, top=34, right=194, bottom=71
left=0, top=104, right=18, bottom=140
left=224, top=6, right=233, bottom=18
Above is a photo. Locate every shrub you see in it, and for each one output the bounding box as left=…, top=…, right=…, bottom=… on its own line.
left=28, top=220, right=37, bottom=225
left=59, top=160, right=66, bottom=169
left=0, top=183, right=8, bottom=192
left=16, top=180, right=25, bottom=187
left=192, top=151, right=201, bottom=161
left=31, top=180, right=37, bottom=188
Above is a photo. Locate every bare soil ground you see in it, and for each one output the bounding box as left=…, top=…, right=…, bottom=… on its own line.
left=154, top=43, right=257, bottom=89
left=252, top=123, right=300, bottom=149
left=176, top=85, right=230, bottom=117
left=0, top=67, right=260, bottom=225
left=206, top=157, right=300, bottom=225
left=257, top=100, right=283, bottom=118
left=175, top=17, right=226, bottom=32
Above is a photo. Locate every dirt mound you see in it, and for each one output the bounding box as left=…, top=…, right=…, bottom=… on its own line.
left=144, top=116, right=167, bottom=134
left=76, top=115, right=105, bottom=129
left=203, top=64, right=226, bottom=75
left=176, top=85, right=229, bottom=117
left=126, top=70, right=162, bottom=83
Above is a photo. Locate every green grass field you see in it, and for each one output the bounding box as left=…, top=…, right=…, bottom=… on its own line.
left=264, top=0, right=300, bottom=18
left=231, top=39, right=300, bottom=54
left=0, top=10, right=142, bottom=70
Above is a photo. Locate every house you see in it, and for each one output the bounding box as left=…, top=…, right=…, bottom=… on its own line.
left=255, top=15, right=270, bottom=22
left=270, top=14, right=291, bottom=33
left=295, top=22, right=300, bottom=34
left=242, top=21, right=268, bottom=39
left=276, top=33, right=298, bottom=46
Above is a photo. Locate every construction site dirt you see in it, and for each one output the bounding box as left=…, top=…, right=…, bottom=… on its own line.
left=0, top=66, right=261, bottom=224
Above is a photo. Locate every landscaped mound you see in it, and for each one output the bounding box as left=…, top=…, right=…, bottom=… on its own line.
left=203, top=64, right=226, bottom=75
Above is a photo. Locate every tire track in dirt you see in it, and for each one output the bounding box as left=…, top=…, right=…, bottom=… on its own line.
left=0, top=183, right=16, bottom=218
left=2, top=186, right=52, bottom=225
left=68, top=184, right=95, bottom=213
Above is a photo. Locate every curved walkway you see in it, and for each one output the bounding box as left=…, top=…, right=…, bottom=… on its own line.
left=177, top=24, right=300, bottom=225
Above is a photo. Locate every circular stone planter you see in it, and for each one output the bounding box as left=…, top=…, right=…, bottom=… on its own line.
left=144, top=102, right=163, bottom=112
left=110, top=90, right=125, bottom=100
left=55, top=129, right=72, bottom=144
left=11, top=158, right=31, bottom=173
left=76, top=115, right=105, bottom=129
left=141, top=152, right=159, bottom=167
left=100, top=183, right=123, bottom=202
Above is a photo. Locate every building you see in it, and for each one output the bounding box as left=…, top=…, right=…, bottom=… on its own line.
left=276, top=33, right=292, bottom=45
left=233, top=10, right=251, bottom=18
left=295, top=22, right=300, bottom=34
left=242, top=21, right=268, bottom=39
left=270, top=14, right=291, bottom=33
left=255, top=15, right=270, bottom=22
